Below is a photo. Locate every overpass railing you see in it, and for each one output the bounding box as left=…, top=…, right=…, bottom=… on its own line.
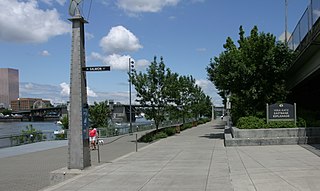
left=288, top=0, right=320, bottom=51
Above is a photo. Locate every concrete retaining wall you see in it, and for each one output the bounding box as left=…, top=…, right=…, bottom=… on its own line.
left=225, top=126, right=320, bottom=146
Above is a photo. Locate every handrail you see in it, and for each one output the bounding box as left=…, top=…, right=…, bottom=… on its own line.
left=288, top=0, right=320, bottom=51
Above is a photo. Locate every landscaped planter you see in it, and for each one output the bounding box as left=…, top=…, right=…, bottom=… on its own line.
left=224, top=126, right=320, bottom=146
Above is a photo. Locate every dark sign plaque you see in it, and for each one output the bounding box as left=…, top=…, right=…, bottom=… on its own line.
left=267, top=103, right=295, bottom=122
left=82, top=66, right=110, bottom=72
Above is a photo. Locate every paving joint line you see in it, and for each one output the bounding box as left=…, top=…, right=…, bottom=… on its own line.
left=137, top=149, right=183, bottom=191
left=237, top=147, right=300, bottom=191
left=205, top=139, right=216, bottom=191
left=235, top=147, right=258, bottom=191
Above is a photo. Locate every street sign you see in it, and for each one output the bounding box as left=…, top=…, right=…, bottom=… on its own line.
left=82, top=66, right=110, bottom=72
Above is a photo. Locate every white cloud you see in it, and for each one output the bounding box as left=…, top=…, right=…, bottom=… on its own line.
left=116, top=0, right=180, bottom=14
left=40, top=0, right=66, bottom=6
left=313, top=9, right=320, bottom=18
left=20, top=82, right=132, bottom=105
left=60, top=82, right=70, bottom=96
left=0, top=0, right=70, bottom=43
left=87, top=87, right=97, bottom=97
left=100, top=26, right=142, bottom=54
left=25, top=83, right=34, bottom=90
left=59, top=82, right=97, bottom=98
left=40, top=50, right=51, bottom=56
left=20, top=82, right=66, bottom=104
left=90, top=52, right=149, bottom=71
left=195, top=79, right=222, bottom=106
left=86, top=32, right=94, bottom=41
left=278, top=31, right=291, bottom=43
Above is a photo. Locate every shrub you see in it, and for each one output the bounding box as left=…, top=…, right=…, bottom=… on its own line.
left=139, top=133, right=154, bottom=143
left=153, top=132, right=168, bottom=140
left=265, top=121, right=296, bottom=128
left=236, top=116, right=304, bottom=129
left=181, top=123, right=193, bottom=131
left=237, top=116, right=265, bottom=129
left=164, top=127, right=176, bottom=136
left=296, top=117, right=306, bottom=127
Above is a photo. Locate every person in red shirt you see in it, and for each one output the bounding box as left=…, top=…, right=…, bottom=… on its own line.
left=89, top=127, right=97, bottom=150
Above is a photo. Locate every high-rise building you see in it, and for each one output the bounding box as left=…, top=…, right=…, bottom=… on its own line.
left=0, top=68, right=19, bottom=109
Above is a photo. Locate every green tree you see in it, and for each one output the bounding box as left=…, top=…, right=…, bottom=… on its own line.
left=206, top=26, right=294, bottom=122
left=190, top=86, right=212, bottom=120
left=89, top=101, right=110, bottom=128
left=61, top=115, right=69, bottom=129
left=132, top=57, right=176, bottom=130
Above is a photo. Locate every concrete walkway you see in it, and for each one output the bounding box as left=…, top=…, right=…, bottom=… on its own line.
left=0, top=132, right=149, bottom=191
left=42, top=121, right=320, bottom=191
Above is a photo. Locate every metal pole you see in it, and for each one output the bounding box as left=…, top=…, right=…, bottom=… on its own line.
left=135, top=133, right=138, bottom=152
left=129, top=58, right=133, bottom=134
left=97, top=141, right=100, bottom=163
left=285, top=0, right=288, bottom=45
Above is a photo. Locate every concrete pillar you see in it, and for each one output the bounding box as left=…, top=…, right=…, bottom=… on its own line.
left=68, top=16, right=91, bottom=169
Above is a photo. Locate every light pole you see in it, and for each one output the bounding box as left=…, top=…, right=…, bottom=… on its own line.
left=285, top=0, right=288, bottom=45
left=129, top=58, right=135, bottom=134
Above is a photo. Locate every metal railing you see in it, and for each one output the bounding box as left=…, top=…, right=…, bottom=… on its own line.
left=288, top=0, right=320, bottom=51
left=0, top=130, right=62, bottom=148
left=97, top=118, right=195, bottom=138
left=0, top=119, right=197, bottom=148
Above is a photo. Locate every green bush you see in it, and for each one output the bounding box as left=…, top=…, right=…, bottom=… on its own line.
left=265, top=121, right=296, bottom=128
left=237, top=116, right=265, bottom=129
left=236, top=116, right=305, bottom=129
left=164, top=127, right=176, bottom=136
left=296, top=117, right=306, bottom=127
left=139, top=132, right=154, bottom=142
left=153, top=132, right=168, bottom=140
left=197, top=118, right=209, bottom=124
left=181, top=123, right=193, bottom=131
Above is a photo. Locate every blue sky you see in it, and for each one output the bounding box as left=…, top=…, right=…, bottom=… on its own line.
left=0, top=0, right=308, bottom=106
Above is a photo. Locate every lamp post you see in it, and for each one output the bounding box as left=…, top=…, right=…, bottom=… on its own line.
left=129, top=58, right=135, bottom=134
left=285, top=0, right=288, bottom=45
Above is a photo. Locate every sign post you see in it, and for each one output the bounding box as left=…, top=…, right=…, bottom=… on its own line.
left=68, top=15, right=91, bottom=170
left=266, top=103, right=296, bottom=124
left=82, top=66, right=111, bottom=72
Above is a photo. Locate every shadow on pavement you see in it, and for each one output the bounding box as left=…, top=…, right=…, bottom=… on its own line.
left=199, top=133, right=224, bottom=139
left=301, top=144, right=320, bottom=157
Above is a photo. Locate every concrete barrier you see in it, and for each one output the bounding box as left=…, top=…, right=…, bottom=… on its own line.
left=225, top=126, right=320, bottom=146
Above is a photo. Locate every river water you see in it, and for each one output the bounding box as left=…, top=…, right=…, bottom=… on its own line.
left=0, top=122, right=63, bottom=148
left=0, top=122, right=62, bottom=136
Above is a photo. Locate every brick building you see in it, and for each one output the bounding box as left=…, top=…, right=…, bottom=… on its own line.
left=11, top=98, right=51, bottom=112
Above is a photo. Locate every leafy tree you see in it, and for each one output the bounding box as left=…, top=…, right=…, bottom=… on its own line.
left=206, top=26, right=294, bottom=122
left=1, top=108, right=12, bottom=116
left=89, top=101, right=110, bottom=128
left=61, top=115, right=69, bottom=129
left=132, top=56, right=173, bottom=130
left=190, top=86, right=212, bottom=120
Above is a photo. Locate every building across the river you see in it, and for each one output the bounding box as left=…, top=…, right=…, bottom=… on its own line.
left=0, top=68, right=19, bottom=109
left=11, top=98, right=52, bottom=112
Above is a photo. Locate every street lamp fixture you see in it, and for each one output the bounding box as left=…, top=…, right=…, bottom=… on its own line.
left=129, top=58, right=135, bottom=134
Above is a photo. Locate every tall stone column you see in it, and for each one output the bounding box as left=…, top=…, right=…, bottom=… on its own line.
left=68, top=16, right=91, bottom=169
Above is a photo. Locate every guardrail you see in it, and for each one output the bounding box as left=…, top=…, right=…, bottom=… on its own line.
left=0, top=119, right=197, bottom=149
left=0, top=130, right=60, bottom=148
left=97, top=118, right=195, bottom=137
left=288, top=0, right=320, bottom=51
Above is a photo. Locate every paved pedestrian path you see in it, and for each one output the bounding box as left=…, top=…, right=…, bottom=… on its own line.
left=42, top=121, right=320, bottom=191
left=0, top=132, right=149, bottom=191
left=0, top=140, right=68, bottom=159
